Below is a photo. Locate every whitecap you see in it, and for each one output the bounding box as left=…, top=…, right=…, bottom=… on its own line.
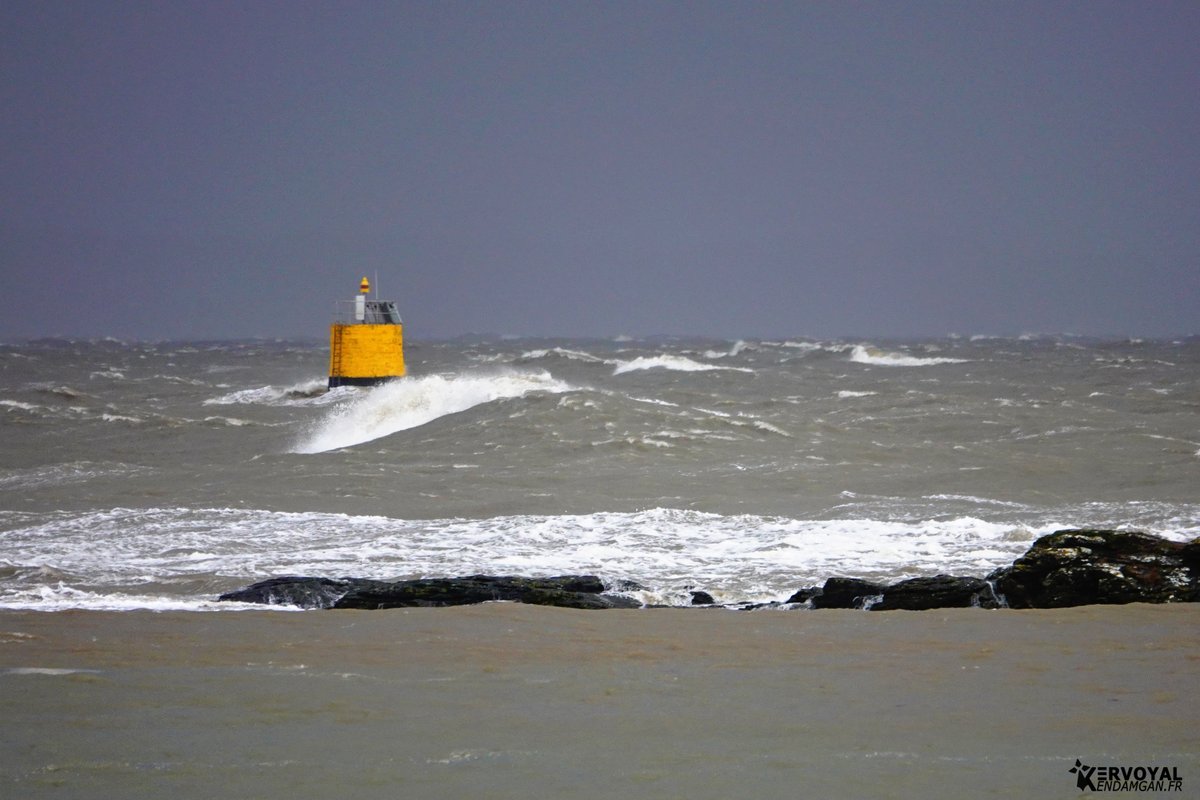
left=748, top=419, right=791, bottom=437
left=97, top=413, right=143, bottom=424
left=520, top=347, right=611, bottom=365
left=201, top=416, right=255, bottom=427
left=702, top=340, right=755, bottom=359
left=613, top=355, right=753, bottom=375
left=205, top=386, right=289, bottom=405
left=204, top=379, right=328, bottom=406
left=849, top=345, right=967, bottom=367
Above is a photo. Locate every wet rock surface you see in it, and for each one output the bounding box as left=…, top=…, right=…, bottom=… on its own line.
left=217, top=576, right=386, bottom=608
left=808, top=577, right=887, bottom=609
left=872, top=575, right=1002, bottom=611
left=219, top=574, right=639, bottom=610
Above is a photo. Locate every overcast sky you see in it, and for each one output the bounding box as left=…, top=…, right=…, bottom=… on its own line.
left=2, top=1, right=1197, bottom=341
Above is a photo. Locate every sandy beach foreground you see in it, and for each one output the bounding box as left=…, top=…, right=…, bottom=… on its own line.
left=2, top=604, right=1196, bottom=799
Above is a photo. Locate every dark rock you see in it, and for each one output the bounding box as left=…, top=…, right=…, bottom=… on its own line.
left=989, top=529, right=1200, bottom=609
left=220, top=574, right=640, bottom=610
left=734, top=601, right=785, bottom=610
left=871, top=575, right=1002, bottom=611
left=689, top=590, right=716, bottom=605
left=334, top=575, right=640, bottom=610
left=218, top=576, right=390, bottom=609
left=783, top=586, right=822, bottom=605
left=809, top=577, right=886, bottom=609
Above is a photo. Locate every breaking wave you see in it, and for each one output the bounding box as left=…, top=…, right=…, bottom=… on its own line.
left=293, top=370, right=572, bottom=453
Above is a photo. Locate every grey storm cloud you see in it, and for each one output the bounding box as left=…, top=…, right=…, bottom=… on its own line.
left=2, top=0, right=1197, bottom=340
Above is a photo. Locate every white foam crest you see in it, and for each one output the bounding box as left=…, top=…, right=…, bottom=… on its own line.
left=206, top=386, right=290, bottom=405
left=200, top=415, right=256, bottom=427
left=925, top=494, right=1032, bottom=509
left=97, top=412, right=143, bottom=423
left=774, top=341, right=854, bottom=354
left=748, top=419, right=791, bottom=437
left=205, top=379, right=328, bottom=406
left=613, top=355, right=753, bottom=375
left=294, top=370, right=572, bottom=453
left=702, top=340, right=755, bottom=359
left=837, top=390, right=878, bottom=399
left=765, top=340, right=820, bottom=351
left=520, top=347, right=612, bottom=365
left=850, top=345, right=968, bottom=367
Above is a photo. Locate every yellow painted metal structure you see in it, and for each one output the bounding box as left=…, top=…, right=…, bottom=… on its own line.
left=328, top=277, right=406, bottom=388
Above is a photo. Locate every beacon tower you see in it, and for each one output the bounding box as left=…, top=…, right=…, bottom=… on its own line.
left=327, top=276, right=406, bottom=388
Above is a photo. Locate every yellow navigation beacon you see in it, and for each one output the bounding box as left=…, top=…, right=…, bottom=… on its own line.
left=327, top=276, right=406, bottom=388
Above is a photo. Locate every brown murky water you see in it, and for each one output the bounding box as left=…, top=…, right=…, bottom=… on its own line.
left=1, top=604, right=1196, bottom=798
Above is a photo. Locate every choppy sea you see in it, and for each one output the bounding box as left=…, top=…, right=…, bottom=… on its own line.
left=1, top=334, right=1197, bottom=610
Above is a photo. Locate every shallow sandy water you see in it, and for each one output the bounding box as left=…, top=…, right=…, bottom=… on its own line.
left=1, top=604, right=1196, bottom=798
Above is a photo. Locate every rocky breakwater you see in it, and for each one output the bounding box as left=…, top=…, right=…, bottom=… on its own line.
left=218, top=530, right=1199, bottom=612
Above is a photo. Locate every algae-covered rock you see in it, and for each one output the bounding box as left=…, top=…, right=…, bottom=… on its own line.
left=988, top=529, right=1200, bottom=609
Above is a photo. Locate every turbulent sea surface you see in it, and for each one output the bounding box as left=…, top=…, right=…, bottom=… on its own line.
left=1, top=334, right=1197, bottom=610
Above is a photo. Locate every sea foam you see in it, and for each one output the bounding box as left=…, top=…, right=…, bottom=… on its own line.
left=2, top=504, right=1197, bottom=610
left=0, top=506, right=1059, bottom=609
